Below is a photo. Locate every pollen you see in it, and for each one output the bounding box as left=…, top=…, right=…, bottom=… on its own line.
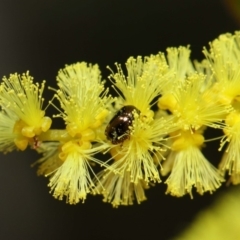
left=55, top=62, right=113, bottom=138
left=158, top=93, right=178, bottom=112
left=0, top=72, right=52, bottom=149
left=203, top=31, right=240, bottom=106
left=108, top=56, right=164, bottom=115
left=171, top=131, right=205, bottom=151
left=14, top=137, right=29, bottom=151
left=219, top=111, right=240, bottom=176
left=164, top=146, right=224, bottom=198
left=0, top=109, right=19, bottom=152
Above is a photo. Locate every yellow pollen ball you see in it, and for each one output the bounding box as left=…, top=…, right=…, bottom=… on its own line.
left=58, top=152, right=67, bottom=161
left=41, top=116, right=52, bottom=132
left=172, top=132, right=204, bottom=151
left=21, top=126, right=35, bottom=138
left=59, top=139, right=92, bottom=162
left=14, top=138, right=28, bottom=151
left=79, top=140, right=92, bottom=150
left=13, top=120, right=26, bottom=134
left=61, top=140, right=77, bottom=154
left=66, top=124, right=78, bottom=137
left=81, top=128, right=95, bottom=141
left=225, top=112, right=240, bottom=127
left=158, top=94, right=178, bottom=112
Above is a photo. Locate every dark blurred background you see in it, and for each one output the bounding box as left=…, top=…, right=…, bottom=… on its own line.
left=0, top=0, right=239, bottom=239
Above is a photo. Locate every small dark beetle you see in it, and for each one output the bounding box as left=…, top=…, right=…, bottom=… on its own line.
left=105, top=105, right=140, bottom=144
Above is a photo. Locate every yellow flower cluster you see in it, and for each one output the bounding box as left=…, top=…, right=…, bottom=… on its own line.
left=0, top=72, right=52, bottom=151
left=1, top=31, right=240, bottom=206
